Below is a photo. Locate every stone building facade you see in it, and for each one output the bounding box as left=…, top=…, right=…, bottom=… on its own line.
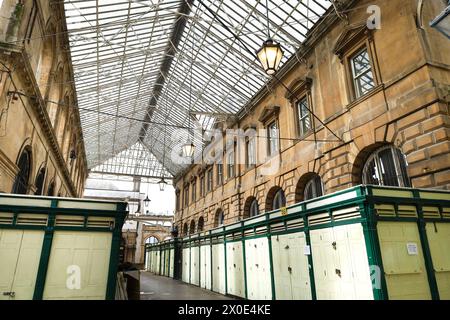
left=174, top=0, right=450, bottom=235
left=0, top=0, right=87, bottom=196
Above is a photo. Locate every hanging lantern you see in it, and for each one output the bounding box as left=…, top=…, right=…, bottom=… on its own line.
left=430, top=1, right=450, bottom=39
left=143, top=195, right=151, bottom=207
left=158, top=177, right=168, bottom=191
left=182, top=142, right=195, bottom=158
left=256, top=39, right=284, bottom=75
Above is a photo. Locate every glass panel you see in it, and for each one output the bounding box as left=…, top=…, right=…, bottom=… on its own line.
left=351, top=48, right=375, bottom=98
left=363, top=158, right=380, bottom=185
left=378, top=148, right=399, bottom=187
left=250, top=199, right=259, bottom=217
left=268, top=122, right=279, bottom=155
left=247, top=138, right=256, bottom=167
left=272, top=189, right=286, bottom=210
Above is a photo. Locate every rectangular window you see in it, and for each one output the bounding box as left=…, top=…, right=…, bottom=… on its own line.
left=246, top=137, right=256, bottom=168
left=184, top=186, right=189, bottom=207
left=207, top=169, right=213, bottom=192
left=191, top=181, right=196, bottom=202
left=297, top=97, right=312, bottom=137
left=227, top=151, right=235, bottom=179
left=350, top=47, right=375, bottom=98
left=200, top=176, right=205, bottom=197
left=267, top=121, right=279, bottom=155
left=217, top=164, right=223, bottom=185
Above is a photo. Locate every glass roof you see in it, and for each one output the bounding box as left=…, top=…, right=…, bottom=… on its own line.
left=64, top=0, right=332, bottom=177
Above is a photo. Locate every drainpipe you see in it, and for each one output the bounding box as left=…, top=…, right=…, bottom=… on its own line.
left=5, top=3, right=24, bottom=43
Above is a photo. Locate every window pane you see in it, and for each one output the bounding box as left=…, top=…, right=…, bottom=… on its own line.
left=352, top=49, right=371, bottom=76
left=363, top=158, right=380, bottom=185
left=378, top=148, right=399, bottom=187
left=297, top=98, right=311, bottom=136
left=250, top=200, right=259, bottom=217
left=268, top=122, right=279, bottom=155
left=351, top=48, right=375, bottom=98
left=272, top=189, right=286, bottom=210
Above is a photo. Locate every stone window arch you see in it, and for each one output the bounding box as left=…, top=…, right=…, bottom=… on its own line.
left=265, top=186, right=286, bottom=212
left=189, top=220, right=196, bottom=234
left=243, top=196, right=259, bottom=219
left=214, top=209, right=225, bottom=227
left=197, top=216, right=204, bottom=232
left=362, top=145, right=411, bottom=187
left=295, top=173, right=324, bottom=202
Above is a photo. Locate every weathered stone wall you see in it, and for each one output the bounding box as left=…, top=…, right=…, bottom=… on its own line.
left=173, top=0, right=450, bottom=232
left=0, top=1, right=87, bottom=196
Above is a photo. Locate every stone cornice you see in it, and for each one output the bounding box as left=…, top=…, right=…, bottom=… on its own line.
left=1, top=46, right=78, bottom=197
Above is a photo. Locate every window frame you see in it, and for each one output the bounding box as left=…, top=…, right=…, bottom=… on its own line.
left=191, top=180, right=196, bottom=202
left=245, top=136, right=256, bottom=169
left=183, top=185, right=189, bottom=207
left=249, top=199, right=259, bottom=217
left=362, top=145, right=411, bottom=188
left=267, top=120, right=279, bottom=156
left=304, top=175, right=324, bottom=201
left=206, top=168, right=213, bottom=193
left=217, top=163, right=223, bottom=186
left=295, top=95, right=313, bottom=138
left=349, top=46, right=376, bottom=99
left=200, top=175, right=205, bottom=197
left=227, top=150, right=235, bottom=179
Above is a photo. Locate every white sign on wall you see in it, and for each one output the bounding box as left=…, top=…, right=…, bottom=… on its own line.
left=406, top=243, right=419, bottom=256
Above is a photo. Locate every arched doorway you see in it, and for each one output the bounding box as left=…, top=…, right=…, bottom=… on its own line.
left=12, top=148, right=31, bottom=194
left=145, top=236, right=159, bottom=244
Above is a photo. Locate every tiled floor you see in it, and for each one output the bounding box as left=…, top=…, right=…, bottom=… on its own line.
left=140, top=272, right=234, bottom=300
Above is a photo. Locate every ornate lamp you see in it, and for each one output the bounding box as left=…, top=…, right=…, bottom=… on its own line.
left=257, top=39, right=284, bottom=75
left=158, top=177, right=168, bottom=191
left=143, top=195, right=150, bottom=207
left=182, top=142, right=195, bottom=158
left=256, top=0, right=284, bottom=75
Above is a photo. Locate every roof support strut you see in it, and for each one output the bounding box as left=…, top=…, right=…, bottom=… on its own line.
left=138, top=0, right=194, bottom=141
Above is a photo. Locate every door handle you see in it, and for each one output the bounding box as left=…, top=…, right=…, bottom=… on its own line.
left=335, top=269, right=341, bottom=277
left=3, top=292, right=15, bottom=298
left=288, top=266, right=292, bottom=273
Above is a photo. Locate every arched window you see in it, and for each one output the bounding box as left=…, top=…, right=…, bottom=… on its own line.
left=198, top=217, right=204, bottom=232
left=362, top=146, right=411, bottom=187
left=183, top=223, right=188, bottom=236
left=272, top=189, right=286, bottom=210
left=189, top=220, right=196, bottom=234
left=34, top=166, right=46, bottom=195
left=304, top=175, right=323, bottom=200
left=145, top=236, right=159, bottom=244
left=215, top=209, right=224, bottom=227
left=47, top=181, right=55, bottom=196
left=12, top=148, right=31, bottom=194
left=249, top=199, right=259, bottom=217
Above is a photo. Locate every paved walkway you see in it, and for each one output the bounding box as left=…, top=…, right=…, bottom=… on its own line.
left=140, top=272, right=234, bottom=300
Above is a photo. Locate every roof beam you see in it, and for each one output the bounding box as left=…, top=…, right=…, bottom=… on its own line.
left=138, top=0, right=194, bottom=140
